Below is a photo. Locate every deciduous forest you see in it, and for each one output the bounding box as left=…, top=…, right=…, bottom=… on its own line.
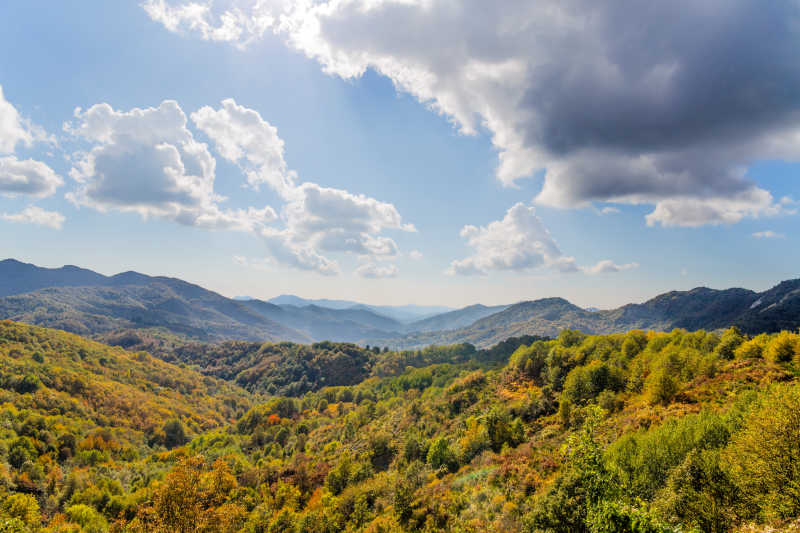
left=2, top=320, right=800, bottom=532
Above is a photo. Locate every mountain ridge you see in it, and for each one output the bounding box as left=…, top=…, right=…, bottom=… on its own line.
left=1, top=259, right=798, bottom=349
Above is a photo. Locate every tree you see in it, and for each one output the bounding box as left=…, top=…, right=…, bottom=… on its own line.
left=725, top=384, right=800, bottom=520
left=426, top=437, right=458, bottom=474
left=0, top=493, right=40, bottom=527
left=713, top=327, right=743, bottom=360
left=163, top=419, right=189, bottom=449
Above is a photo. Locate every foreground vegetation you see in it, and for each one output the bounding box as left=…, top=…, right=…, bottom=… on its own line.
left=2, top=320, right=800, bottom=531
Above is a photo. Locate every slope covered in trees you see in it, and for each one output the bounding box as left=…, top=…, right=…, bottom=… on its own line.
left=3, top=319, right=800, bottom=531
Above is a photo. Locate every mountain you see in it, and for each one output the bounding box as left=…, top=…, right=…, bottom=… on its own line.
left=0, top=260, right=310, bottom=343
left=267, top=294, right=452, bottom=322
left=372, top=281, right=800, bottom=348
left=0, top=258, right=107, bottom=297
left=241, top=299, right=404, bottom=342
left=407, top=303, right=510, bottom=333
left=3, top=259, right=799, bottom=350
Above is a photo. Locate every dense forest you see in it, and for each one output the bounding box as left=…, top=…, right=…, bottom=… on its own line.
left=2, top=320, right=800, bottom=531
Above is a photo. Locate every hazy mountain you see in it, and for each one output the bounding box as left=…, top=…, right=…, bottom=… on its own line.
left=3, top=259, right=798, bottom=350
left=241, top=299, right=403, bottom=342
left=267, top=294, right=452, bottom=322
left=407, top=303, right=510, bottom=333
left=370, top=281, right=800, bottom=349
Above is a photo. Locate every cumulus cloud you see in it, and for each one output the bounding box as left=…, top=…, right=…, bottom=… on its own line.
left=0, top=85, right=61, bottom=197
left=448, top=202, right=636, bottom=276
left=0, top=156, right=63, bottom=198
left=146, top=0, right=800, bottom=226
left=193, top=98, right=414, bottom=274
left=446, top=203, right=577, bottom=276
left=753, top=230, right=785, bottom=239
left=2, top=205, right=65, bottom=229
left=408, top=249, right=423, bottom=260
left=65, top=100, right=275, bottom=232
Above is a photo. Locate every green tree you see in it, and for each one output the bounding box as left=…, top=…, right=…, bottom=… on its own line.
left=163, top=419, right=189, bottom=449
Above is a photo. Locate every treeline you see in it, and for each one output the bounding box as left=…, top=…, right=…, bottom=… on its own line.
left=157, top=335, right=543, bottom=396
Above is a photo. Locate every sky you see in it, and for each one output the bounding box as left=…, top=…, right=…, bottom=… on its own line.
left=0, top=0, right=798, bottom=309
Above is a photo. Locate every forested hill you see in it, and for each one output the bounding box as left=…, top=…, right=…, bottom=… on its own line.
left=5, top=320, right=800, bottom=531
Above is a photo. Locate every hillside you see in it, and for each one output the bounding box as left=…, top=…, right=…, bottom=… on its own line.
left=0, top=319, right=252, bottom=444
left=4, top=321, right=800, bottom=531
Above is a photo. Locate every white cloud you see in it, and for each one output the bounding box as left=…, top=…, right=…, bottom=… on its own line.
left=65, top=100, right=275, bottom=232
left=582, top=260, right=639, bottom=275
left=2, top=206, right=65, bottom=230
left=0, top=85, right=33, bottom=154
left=356, top=262, right=398, bottom=279
left=753, top=230, right=785, bottom=239
left=193, top=98, right=414, bottom=275
left=0, top=86, right=61, bottom=198
left=409, top=249, right=423, bottom=260
left=192, top=98, right=293, bottom=193
left=448, top=202, right=637, bottom=276
left=446, top=203, right=577, bottom=276
left=599, top=206, right=620, bottom=215
left=0, top=156, right=63, bottom=198
left=145, top=0, right=800, bottom=227
left=142, top=0, right=273, bottom=46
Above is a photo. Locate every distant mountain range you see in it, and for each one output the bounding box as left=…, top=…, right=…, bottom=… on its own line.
left=1, top=258, right=798, bottom=349
left=265, top=294, right=453, bottom=323
left=375, top=283, right=800, bottom=348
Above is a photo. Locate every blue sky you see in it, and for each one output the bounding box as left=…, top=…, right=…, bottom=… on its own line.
left=0, top=0, right=798, bottom=308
